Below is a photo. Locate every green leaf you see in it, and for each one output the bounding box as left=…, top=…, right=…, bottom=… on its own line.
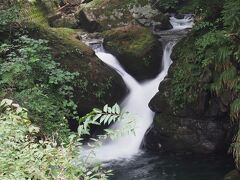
left=100, top=115, right=107, bottom=123
left=93, top=108, right=102, bottom=113
left=107, top=107, right=112, bottom=113
left=0, top=99, right=13, bottom=107
left=104, top=114, right=111, bottom=125
left=93, top=114, right=102, bottom=121
left=115, top=104, right=120, bottom=115
left=103, top=104, right=108, bottom=113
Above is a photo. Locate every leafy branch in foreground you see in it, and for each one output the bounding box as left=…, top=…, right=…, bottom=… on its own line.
left=0, top=99, right=116, bottom=180
left=0, top=99, right=136, bottom=179
left=78, top=104, right=136, bottom=146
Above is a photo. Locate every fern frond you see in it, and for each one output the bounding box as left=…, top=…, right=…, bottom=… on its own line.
left=230, top=127, right=240, bottom=168
left=231, top=98, right=240, bottom=121
left=210, top=78, right=223, bottom=96
left=220, top=66, right=238, bottom=89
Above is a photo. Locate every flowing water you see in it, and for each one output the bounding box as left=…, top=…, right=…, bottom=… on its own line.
left=82, top=15, right=233, bottom=179
left=91, top=41, right=175, bottom=161
left=89, top=15, right=194, bottom=162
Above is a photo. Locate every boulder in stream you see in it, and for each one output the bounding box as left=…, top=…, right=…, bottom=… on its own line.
left=103, top=25, right=163, bottom=81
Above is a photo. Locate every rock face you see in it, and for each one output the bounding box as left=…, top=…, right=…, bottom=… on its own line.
left=103, top=25, right=163, bottom=81
left=144, top=37, right=233, bottom=154
left=79, top=0, right=172, bottom=31
left=130, top=5, right=172, bottom=30
left=145, top=113, right=231, bottom=154
left=145, top=79, right=232, bottom=154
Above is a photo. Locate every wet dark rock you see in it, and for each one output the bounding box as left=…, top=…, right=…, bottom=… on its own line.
left=174, top=14, right=185, bottom=19
left=224, top=170, right=240, bottom=180
left=152, top=14, right=173, bottom=30
left=75, top=9, right=102, bottom=32
left=145, top=113, right=231, bottom=154
left=146, top=70, right=232, bottom=154
left=81, top=0, right=93, bottom=3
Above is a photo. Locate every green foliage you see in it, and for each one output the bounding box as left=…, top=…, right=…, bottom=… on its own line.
left=231, top=98, right=240, bottom=121
left=79, top=104, right=136, bottom=142
left=0, top=99, right=135, bottom=179
left=171, top=62, right=199, bottom=110
left=0, top=4, right=20, bottom=33
left=169, top=36, right=201, bottom=110
left=152, top=0, right=179, bottom=11
left=193, top=21, right=215, bottom=32
left=0, top=99, right=111, bottom=180
left=223, top=0, right=240, bottom=34
left=230, top=128, right=240, bottom=169
left=0, top=36, right=79, bottom=139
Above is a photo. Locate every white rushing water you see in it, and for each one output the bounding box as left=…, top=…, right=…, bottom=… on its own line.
left=85, top=16, right=194, bottom=162
left=169, top=15, right=194, bottom=30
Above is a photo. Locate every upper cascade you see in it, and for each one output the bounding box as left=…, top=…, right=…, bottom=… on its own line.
left=169, top=15, right=194, bottom=30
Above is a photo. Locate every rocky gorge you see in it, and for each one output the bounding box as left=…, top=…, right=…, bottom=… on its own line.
left=1, top=0, right=240, bottom=179
left=38, top=0, right=239, bottom=177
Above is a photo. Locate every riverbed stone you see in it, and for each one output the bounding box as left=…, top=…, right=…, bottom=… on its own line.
left=102, top=25, right=163, bottom=81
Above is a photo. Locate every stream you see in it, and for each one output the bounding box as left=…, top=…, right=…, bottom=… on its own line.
left=90, top=15, right=194, bottom=162
left=82, top=15, right=233, bottom=179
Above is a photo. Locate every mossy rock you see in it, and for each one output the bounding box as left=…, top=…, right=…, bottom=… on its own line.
left=146, top=30, right=233, bottom=155
left=79, top=0, right=138, bottom=30
left=224, top=170, right=240, bottom=180
left=79, top=0, right=171, bottom=31
left=102, top=25, right=163, bottom=81
left=24, top=2, right=128, bottom=121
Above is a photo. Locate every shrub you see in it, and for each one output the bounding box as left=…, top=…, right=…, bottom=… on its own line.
left=0, top=36, right=79, bottom=139
left=0, top=99, right=135, bottom=179
left=0, top=99, right=109, bottom=179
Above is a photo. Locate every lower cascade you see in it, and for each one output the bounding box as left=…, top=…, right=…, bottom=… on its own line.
left=86, top=15, right=194, bottom=162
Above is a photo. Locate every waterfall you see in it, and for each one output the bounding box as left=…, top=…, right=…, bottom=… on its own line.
left=83, top=15, right=194, bottom=162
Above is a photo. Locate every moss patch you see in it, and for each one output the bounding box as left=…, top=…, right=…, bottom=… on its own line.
left=103, top=25, right=156, bottom=57
left=102, top=25, right=163, bottom=81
